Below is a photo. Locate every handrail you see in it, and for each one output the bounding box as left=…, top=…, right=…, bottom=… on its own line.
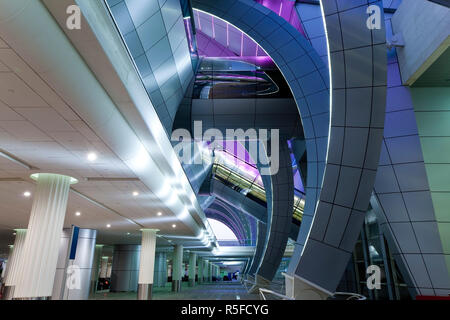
left=212, top=163, right=304, bottom=222
left=281, top=273, right=366, bottom=300
left=332, top=292, right=367, bottom=300
left=259, top=288, right=294, bottom=300
left=243, top=279, right=255, bottom=292
left=281, top=272, right=294, bottom=280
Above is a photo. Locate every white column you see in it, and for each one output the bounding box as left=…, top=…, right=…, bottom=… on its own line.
left=13, top=173, right=77, bottom=299
left=137, top=229, right=157, bottom=300
left=3, top=229, right=27, bottom=299
left=138, top=229, right=158, bottom=284
left=188, top=252, right=197, bottom=287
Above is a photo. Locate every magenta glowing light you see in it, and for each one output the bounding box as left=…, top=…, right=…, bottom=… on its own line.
left=255, top=0, right=306, bottom=37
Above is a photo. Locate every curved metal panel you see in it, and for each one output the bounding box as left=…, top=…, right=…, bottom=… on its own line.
left=191, top=0, right=387, bottom=293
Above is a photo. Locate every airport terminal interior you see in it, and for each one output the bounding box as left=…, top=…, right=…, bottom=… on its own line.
left=0, top=0, right=449, bottom=301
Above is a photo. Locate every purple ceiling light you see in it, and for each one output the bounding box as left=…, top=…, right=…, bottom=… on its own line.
left=255, top=0, right=306, bottom=37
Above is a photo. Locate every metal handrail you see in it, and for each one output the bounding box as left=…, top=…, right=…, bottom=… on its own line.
left=243, top=279, right=255, bottom=292
left=268, top=279, right=285, bottom=294
left=259, top=288, right=294, bottom=300
left=332, top=292, right=367, bottom=300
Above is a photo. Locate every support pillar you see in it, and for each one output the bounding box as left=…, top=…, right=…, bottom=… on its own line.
left=203, top=259, right=209, bottom=283
left=198, top=257, right=203, bottom=284
left=208, top=262, right=213, bottom=282
left=188, top=252, right=197, bottom=287
left=89, top=244, right=103, bottom=296
left=2, top=229, right=26, bottom=300
left=110, top=245, right=140, bottom=292
left=13, top=173, right=77, bottom=299
left=171, top=245, right=183, bottom=292
left=52, top=227, right=97, bottom=300
left=154, top=252, right=167, bottom=287
left=137, top=229, right=158, bottom=300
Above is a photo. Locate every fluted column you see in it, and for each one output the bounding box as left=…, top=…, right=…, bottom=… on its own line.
left=188, top=252, right=197, bottom=287
left=137, top=229, right=158, bottom=300
left=172, top=245, right=183, bottom=292
left=3, top=229, right=27, bottom=300
left=14, top=173, right=76, bottom=299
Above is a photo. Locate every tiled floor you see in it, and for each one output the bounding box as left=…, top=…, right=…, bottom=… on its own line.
left=90, top=282, right=259, bottom=300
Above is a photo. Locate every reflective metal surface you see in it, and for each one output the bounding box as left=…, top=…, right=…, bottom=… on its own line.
left=172, top=280, right=181, bottom=292
left=137, top=283, right=153, bottom=300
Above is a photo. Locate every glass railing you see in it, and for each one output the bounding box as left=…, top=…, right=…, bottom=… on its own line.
left=212, top=163, right=304, bottom=223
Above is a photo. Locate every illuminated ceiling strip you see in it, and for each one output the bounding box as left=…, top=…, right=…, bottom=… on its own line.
left=70, top=188, right=143, bottom=228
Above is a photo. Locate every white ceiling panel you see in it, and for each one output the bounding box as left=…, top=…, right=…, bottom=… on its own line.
left=0, top=72, right=48, bottom=107
left=14, top=107, right=75, bottom=132
left=0, top=37, right=8, bottom=48
left=0, top=120, right=51, bottom=141
left=0, top=100, right=23, bottom=120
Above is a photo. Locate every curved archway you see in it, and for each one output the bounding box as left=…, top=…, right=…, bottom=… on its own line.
left=207, top=218, right=239, bottom=242
left=192, top=0, right=387, bottom=295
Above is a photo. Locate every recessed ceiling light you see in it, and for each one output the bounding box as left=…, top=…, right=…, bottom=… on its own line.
left=172, top=224, right=176, bottom=228
left=87, top=152, right=97, bottom=162
left=13, top=232, right=16, bottom=236
left=106, top=224, right=111, bottom=228
left=127, top=232, right=130, bottom=235
left=132, top=191, right=139, bottom=197
left=157, top=212, right=162, bottom=216
left=75, top=211, right=81, bottom=216
left=23, top=191, right=31, bottom=197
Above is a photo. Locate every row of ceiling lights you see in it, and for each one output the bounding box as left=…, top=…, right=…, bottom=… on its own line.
left=21, top=152, right=99, bottom=198
left=21, top=194, right=177, bottom=229
left=18, top=152, right=178, bottom=234
left=87, top=152, right=178, bottom=229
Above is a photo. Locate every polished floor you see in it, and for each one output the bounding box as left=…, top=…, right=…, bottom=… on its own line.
left=90, top=281, right=259, bottom=300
